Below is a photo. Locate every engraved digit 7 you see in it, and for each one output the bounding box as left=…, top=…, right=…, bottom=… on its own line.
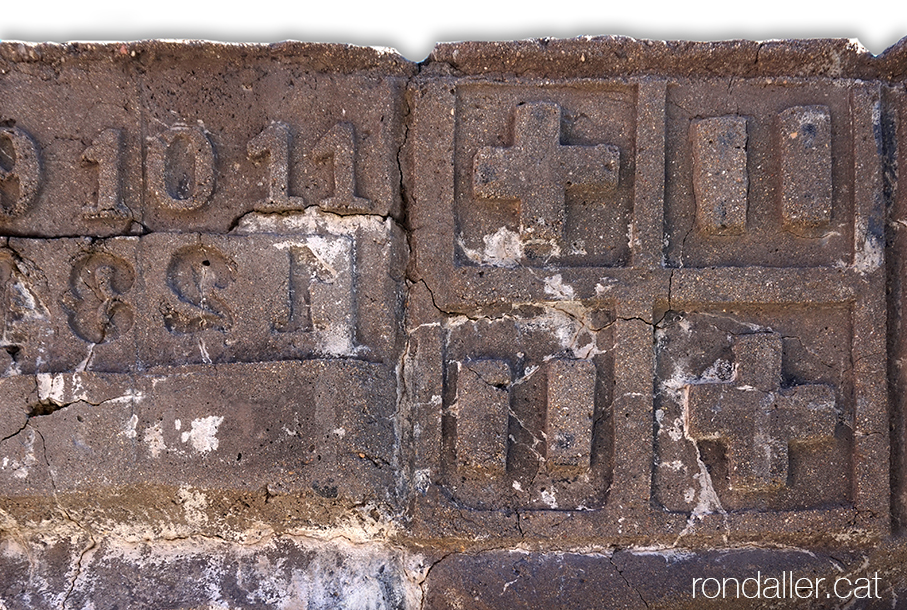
left=163, top=246, right=235, bottom=334
left=82, top=128, right=130, bottom=219
left=0, top=127, right=41, bottom=219
left=274, top=245, right=332, bottom=333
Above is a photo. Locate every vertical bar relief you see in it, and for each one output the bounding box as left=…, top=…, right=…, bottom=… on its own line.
left=633, top=79, right=666, bottom=268
left=691, top=116, right=748, bottom=235
left=455, top=359, right=511, bottom=478
left=779, top=105, right=832, bottom=233
left=546, top=358, right=596, bottom=475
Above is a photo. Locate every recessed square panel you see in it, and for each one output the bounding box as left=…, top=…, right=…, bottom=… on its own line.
left=665, top=79, right=856, bottom=268
left=654, top=307, right=853, bottom=512
left=453, top=84, right=637, bottom=267
left=440, top=307, right=615, bottom=510
left=0, top=57, right=142, bottom=237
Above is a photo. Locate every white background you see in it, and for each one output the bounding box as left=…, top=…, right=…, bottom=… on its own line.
left=2, top=0, right=905, bottom=61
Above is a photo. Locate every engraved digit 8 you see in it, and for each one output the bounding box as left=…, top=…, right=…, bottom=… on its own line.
left=163, top=245, right=235, bottom=333
left=62, top=253, right=135, bottom=344
left=0, top=127, right=41, bottom=218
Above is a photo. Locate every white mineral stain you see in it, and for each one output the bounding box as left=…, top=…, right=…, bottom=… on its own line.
left=275, top=234, right=350, bottom=271
left=122, top=414, right=138, bottom=439
left=74, top=344, right=95, bottom=373
left=197, top=337, right=212, bottom=365
left=628, top=547, right=696, bottom=562
left=659, top=460, right=686, bottom=471
left=143, top=423, right=166, bottom=458
left=8, top=527, right=423, bottom=608
left=36, top=373, right=65, bottom=404
left=180, top=416, right=225, bottom=454
left=539, top=489, right=558, bottom=509
left=177, top=486, right=209, bottom=527
left=457, top=227, right=523, bottom=268
left=318, top=323, right=355, bottom=358
left=854, top=225, right=883, bottom=273
left=659, top=361, right=726, bottom=516
left=413, top=468, right=431, bottom=493
left=234, top=205, right=394, bottom=238
left=682, top=391, right=725, bottom=518
left=662, top=416, right=685, bottom=442
left=5, top=429, right=37, bottom=480
left=274, top=235, right=356, bottom=358
left=627, top=221, right=640, bottom=250
left=689, top=459, right=724, bottom=517
left=103, top=390, right=146, bottom=405
left=659, top=363, right=698, bottom=404
left=543, top=274, right=575, bottom=300
left=9, top=279, right=48, bottom=321
left=700, top=358, right=731, bottom=382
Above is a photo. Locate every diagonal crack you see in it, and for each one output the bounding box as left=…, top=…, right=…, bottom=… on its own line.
left=610, top=554, right=650, bottom=609
left=416, top=550, right=455, bottom=610
left=28, top=428, right=97, bottom=609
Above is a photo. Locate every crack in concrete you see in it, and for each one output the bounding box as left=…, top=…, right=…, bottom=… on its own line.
left=26, top=427, right=99, bottom=608
left=0, top=415, right=30, bottom=444
left=610, top=554, right=651, bottom=609
left=60, top=530, right=96, bottom=610
left=416, top=549, right=454, bottom=610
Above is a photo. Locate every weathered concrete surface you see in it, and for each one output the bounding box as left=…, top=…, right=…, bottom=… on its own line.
left=1, top=36, right=907, bottom=607
left=0, top=529, right=424, bottom=610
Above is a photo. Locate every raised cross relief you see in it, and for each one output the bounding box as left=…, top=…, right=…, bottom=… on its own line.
left=683, top=332, right=838, bottom=492
left=472, top=101, right=620, bottom=256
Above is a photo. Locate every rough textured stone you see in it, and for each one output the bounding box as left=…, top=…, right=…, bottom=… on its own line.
left=1, top=36, right=907, bottom=607
left=0, top=534, right=421, bottom=610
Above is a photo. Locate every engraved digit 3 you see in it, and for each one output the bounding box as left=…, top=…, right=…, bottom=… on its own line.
left=0, top=126, right=41, bottom=219
left=62, top=253, right=135, bottom=344
left=82, top=128, right=130, bottom=219
left=147, top=124, right=215, bottom=211
left=163, top=246, right=235, bottom=334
